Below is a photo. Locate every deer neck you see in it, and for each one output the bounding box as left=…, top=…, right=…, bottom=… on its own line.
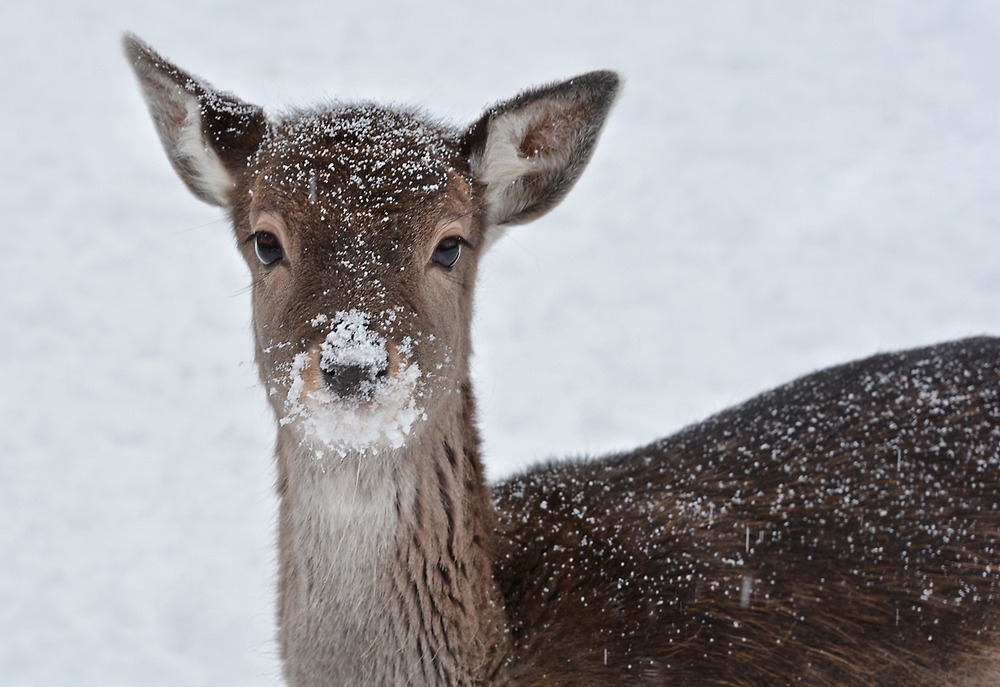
left=274, top=386, right=510, bottom=686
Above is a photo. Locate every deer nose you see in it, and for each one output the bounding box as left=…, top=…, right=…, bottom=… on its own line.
left=321, top=363, right=387, bottom=398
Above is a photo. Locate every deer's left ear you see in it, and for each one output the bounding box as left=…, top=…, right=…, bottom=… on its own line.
left=462, top=71, right=620, bottom=228
left=123, top=33, right=268, bottom=208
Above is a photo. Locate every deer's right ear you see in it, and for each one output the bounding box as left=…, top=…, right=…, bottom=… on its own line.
left=123, top=33, right=267, bottom=208
left=462, top=71, right=620, bottom=229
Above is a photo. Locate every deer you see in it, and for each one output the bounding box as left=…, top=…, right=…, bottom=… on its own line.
left=123, top=32, right=1000, bottom=686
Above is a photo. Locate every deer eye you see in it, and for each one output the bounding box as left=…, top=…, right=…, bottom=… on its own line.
left=431, top=237, right=463, bottom=269
left=254, top=231, right=284, bottom=266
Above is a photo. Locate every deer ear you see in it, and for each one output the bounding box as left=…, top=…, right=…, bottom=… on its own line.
left=462, top=71, right=620, bottom=228
left=123, top=33, right=267, bottom=208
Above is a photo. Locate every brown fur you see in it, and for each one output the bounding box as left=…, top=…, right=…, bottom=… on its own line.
left=125, top=33, right=1000, bottom=686
left=495, top=338, right=1000, bottom=685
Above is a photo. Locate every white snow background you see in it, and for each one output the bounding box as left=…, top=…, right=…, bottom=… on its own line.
left=2, top=1, right=999, bottom=684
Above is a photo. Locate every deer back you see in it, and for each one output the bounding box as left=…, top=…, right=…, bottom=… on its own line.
left=495, top=337, right=1000, bottom=685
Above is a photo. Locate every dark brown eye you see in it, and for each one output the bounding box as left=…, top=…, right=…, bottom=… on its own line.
left=254, top=231, right=283, bottom=266
left=432, top=237, right=463, bottom=269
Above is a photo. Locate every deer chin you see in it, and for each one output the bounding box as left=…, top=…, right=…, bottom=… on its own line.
left=281, top=350, right=426, bottom=458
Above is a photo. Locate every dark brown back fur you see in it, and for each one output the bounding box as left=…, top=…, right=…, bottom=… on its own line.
left=495, top=337, right=1000, bottom=685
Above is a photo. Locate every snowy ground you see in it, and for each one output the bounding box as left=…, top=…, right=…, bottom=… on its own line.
left=3, top=1, right=999, bottom=684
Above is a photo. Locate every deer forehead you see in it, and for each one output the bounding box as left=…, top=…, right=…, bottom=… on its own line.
left=246, top=106, right=473, bottom=228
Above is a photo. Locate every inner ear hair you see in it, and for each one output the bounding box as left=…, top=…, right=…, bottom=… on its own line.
left=123, top=33, right=268, bottom=208
left=465, top=71, right=621, bottom=227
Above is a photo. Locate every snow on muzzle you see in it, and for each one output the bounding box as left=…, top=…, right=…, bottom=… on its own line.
left=318, top=311, right=390, bottom=399
left=281, top=309, right=425, bottom=456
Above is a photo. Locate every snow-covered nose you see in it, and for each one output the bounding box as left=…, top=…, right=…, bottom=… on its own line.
left=317, top=310, right=391, bottom=399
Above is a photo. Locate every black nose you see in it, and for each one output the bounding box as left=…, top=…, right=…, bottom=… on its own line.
left=321, top=363, right=387, bottom=398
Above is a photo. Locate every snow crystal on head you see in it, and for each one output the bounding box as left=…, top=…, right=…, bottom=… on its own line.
left=257, top=104, right=465, bottom=225
left=282, top=310, right=424, bottom=457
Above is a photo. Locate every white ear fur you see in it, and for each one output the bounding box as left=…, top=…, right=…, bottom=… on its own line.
left=475, top=113, right=542, bottom=226
left=153, top=80, right=234, bottom=207
left=131, top=60, right=233, bottom=207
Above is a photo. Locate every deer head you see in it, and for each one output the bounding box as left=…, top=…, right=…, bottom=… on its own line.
left=124, top=33, right=619, bottom=459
